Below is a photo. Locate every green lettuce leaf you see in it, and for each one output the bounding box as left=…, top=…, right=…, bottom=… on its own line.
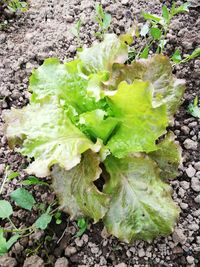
left=29, top=58, right=74, bottom=100
left=106, top=80, right=168, bottom=157
left=79, top=109, right=119, bottom=143
left=85, top=72, right=109, bottom=101
left=4, top=100, right=100, bottom=177
left=103, top=155, right=180, bottom=242
left=78, top=34, right=128, bottom=74
left=29, top=58, right=103, bottom=114
left=142, top=55, right=185, bottom=115
left=149, top=132, right=182, bottom=179
left=51, top=150, right=109, bottom=222
left=107, top=55, right=185, bottom=116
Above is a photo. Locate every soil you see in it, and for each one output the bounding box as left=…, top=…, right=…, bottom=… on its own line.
left=0, top=0, right=200, bottom=266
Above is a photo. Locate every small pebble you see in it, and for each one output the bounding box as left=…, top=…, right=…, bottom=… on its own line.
left=186, top=256, right=194, bottom=264
left=183, top=139, right=198, bottom=150
left=194, top=162, right=200, bottom=171
left=65, top=246, right=77, bottom=257
left=115, top=263, right=127, bottom=267
left=66, top=15, right=74, bottom=23
left=172, top=228, right=187, bottom=244
left=191, top=177, right=200, bottom=192
left=185, top=165, right=196, bottom=177
left=194, top=195, right=200, bottom=203
left=138, top=248, right=145, bottom=257
left=55, top=257, right=69, bottom=267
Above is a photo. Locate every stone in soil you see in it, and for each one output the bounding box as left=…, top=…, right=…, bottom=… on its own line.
left=191, top=177, right=200, bottom=192
left=172, top=228, right=187, bottom=244
left=23, top=255, right=44, bottom=267
left=186, top=255, right=195, bottom=264
left=65, top=246, right=77, bottom=257
left=115, top=263, right=127, bottom=267
left=183, top=139, right=198, bottom=150
left=185, top=165, right=196, bottom=177
left=55, top=257, right=69, bottom=267
left=0, top=256, right=17, bottom=267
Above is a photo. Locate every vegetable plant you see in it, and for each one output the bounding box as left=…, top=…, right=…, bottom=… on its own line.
left=2, top=2, right=200, bottom=244
left=4, top=32, right=185, bottom=243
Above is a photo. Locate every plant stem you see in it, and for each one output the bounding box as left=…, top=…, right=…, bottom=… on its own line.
left=19, top=229, right=35, bottom=238
left=49, top=206, right=59, bottom=215
left=7, top=217, right=18, bottom=230
left=0, top=170, right=8, bottom=194
left=4, top=217, right=35, bottom=233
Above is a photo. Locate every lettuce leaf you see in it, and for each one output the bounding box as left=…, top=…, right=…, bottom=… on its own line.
left=3, top=100, right=100, bottom=177
left=51, top=151, right=109, bottom=222
left=29, top=58, right=103, bottom=114
left=78, top=34, right=128, bottom=74
left=107, top=55, right=185, bottom=116
left=106, top=80, right=168, bottom=157
left=149, top=132, right=182, bottom=179
left=103, top=155, right=180, bottom=242
left=78, top=109, right=119, bottom=143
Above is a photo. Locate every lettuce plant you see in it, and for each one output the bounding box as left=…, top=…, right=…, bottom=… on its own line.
left=4, top=33, right=185, bottom=242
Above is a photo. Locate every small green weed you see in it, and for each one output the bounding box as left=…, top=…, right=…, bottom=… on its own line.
left=70, top=19, right=82, bottom=45
left=0, top=168, right=60, bottom=256
left=7, top=0, right=28, bottom=13
left=76, top=218, right=88, bottom=237
left=95, top=3, right=111, bottom=38
left=188, top=96, right=200, bottom=118
left=0, top=165, right=19, bottom=194
left=0, top=0, right=28, bottom=30
left=171, top=48, right=200, bottom=64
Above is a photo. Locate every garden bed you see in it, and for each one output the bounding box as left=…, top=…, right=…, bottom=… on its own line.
left=0, top=0, right=200, bottom=266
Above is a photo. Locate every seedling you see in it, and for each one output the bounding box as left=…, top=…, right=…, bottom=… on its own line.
left=35, top=206, right=52, bottom=230
left=188, top=96, right=200, bottom=118
left=139, top=2, right=190, bottom=55
left=54, top=211, right=62, bottom=225
left=171, top=49, right=182, bottom=63
left=0, top=200, right=21, bottom=255
left=70, top=19, right=82, bottom=45
left=10, top=188, right=36, bottom=211
left=76, top=218, right=88, bottom=237
left=0, top=0, right=28, bottom=30
left=0, top=228, right=19, bottom=256
left=21, top=176, right=49, bottom=186
left=94, top=3, right=111, bottom=38
left=7, top=0, right=28, bottom=13
left=0, top=165, right=19, bottom=194
left=172, top=47, right=200, bottom=64
left=0, top=188, right=55, bottom=256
